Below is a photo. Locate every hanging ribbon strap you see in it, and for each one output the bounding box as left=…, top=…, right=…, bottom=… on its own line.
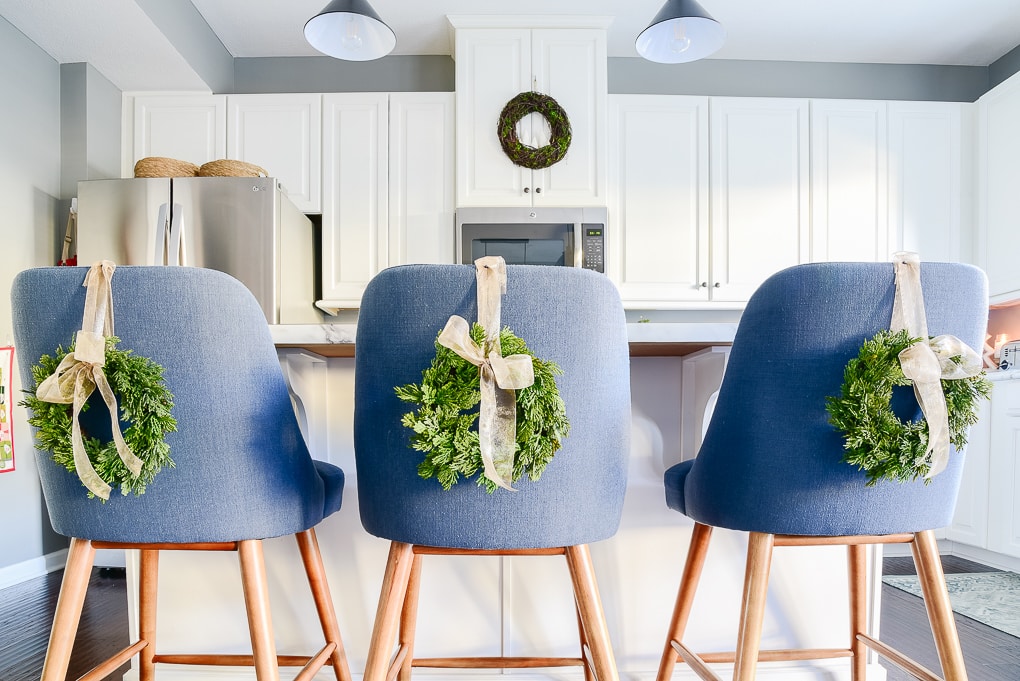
left=890, top=252, right=983, bottom=478
left=35, top=261, right=143, bottom=499
left=438, top=256, right=534, bottom=491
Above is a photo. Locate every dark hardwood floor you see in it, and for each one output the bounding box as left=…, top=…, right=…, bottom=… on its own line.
left=1, top=555, right=1017, bottom=680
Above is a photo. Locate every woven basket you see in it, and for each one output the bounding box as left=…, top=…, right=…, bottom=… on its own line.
left=198, top=159, right=269, bottom=177
left=134, top=157, right=199, bottom=178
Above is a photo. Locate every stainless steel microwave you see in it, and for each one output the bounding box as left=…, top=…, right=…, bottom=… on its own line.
left=456, top=206, right=607, bottom=273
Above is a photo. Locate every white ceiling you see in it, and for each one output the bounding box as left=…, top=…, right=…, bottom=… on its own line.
left=4, top=0, right=1020, bottom=91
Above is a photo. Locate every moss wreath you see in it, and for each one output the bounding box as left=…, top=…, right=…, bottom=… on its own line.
left=497, top=92, right=572, bottom=170
left=21, top=335, right=177, bottom=500
left=826, top=329, right=991, bottom=486
left=395, top=322, right=569, bottom=493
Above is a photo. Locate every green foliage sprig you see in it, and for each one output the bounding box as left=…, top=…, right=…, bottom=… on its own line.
left=497, top=91, right=572, bottom=170
left=826, top=329, right=991, bottom=486
left=21, top=336, right=177, bottom=499
left=395, top=323, right=569, bottom=493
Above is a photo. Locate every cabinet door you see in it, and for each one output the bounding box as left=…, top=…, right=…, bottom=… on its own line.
left=132, top=95, right=226, bottom=169
left=978, top=73, right=1020, bottom=300
left=810, top=100, right=889, bottom=262
left=888, top=102, right=964, bottom=263
left=947, top=396, right=990, bottom=548
left=227, top=94, right=322, bottom=212
left=455, top=28, right=531, bottom=207
left=710, top=98, right=810, bottom=301
left=388, top=93, right=456, bottom=266
left=531, top=28, right=607, bottom=207
left=321, top=93, right=388, bottom=306
left=987, top=380, right=1020, bottom=558
left=608, top=95, right=709, bottom=305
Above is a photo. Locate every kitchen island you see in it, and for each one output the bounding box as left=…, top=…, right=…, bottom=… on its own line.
left=123, top=322, right=884, bottom=681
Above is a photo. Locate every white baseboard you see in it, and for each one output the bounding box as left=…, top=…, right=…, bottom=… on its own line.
left=0, top=549, right=67, bottom=590
left=119, top=661, right=884, bottom=681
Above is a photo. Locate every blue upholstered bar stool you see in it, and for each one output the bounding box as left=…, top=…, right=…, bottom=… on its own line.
left=354, top=264, right=630, bottom=681
left=656, top=262, right=988, bottom=681
left=12, top=266, right=350, bottom=681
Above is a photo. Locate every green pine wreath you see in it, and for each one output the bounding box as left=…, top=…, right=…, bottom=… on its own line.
left=395, top=322, right=569, bottom=493
left=826, top=329, right=991, bottom=486
left=21, top=335, right=177, bottom=500
left=497, top=92, right=572, bottom=170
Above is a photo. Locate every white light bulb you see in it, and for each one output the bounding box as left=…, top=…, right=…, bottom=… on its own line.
left=340, top=15, right=363, bottom=52
left=670, top=21, right=692, bottom=54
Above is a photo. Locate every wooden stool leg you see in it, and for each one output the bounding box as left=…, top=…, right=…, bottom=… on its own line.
left=656, top=522, right=713, bottom=681
left=41, top=537, right=96, bottom=681
left=138, top=548, right=159, bottom=681
left=912, top=530, right=969, bottom=681
left=576, top=601, right=596, bottom=681
left=364, top=541, right=415, bottom=681
left=566, top=544, right=620, bottom=681
left=397, top=553, right=424, bottom=681
left=238, top=539, right=281, bottom=681
left=733, top=532, right=774, bottom=681
left=847, top=544, right=868, bottom=681
left=296, top=528, right=352, bottom=681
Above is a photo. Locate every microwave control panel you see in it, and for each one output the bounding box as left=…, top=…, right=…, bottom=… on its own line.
left=581, top=225, right=605, bottom=273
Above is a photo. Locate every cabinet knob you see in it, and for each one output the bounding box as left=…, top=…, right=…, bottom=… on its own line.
left=523, top=187, right=530, bottom=194
left=700, top=282, right=707, bottom=288
left=535, top=187, right=542, bottom=194
left=714, top=282, right=721, bottom=288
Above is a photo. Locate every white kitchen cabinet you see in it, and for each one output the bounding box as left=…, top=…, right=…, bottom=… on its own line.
left=453, top=25, right=607, bottom=208
left=947, top=396, right=991, bottom=548
left=709, top=97, right=811, bottom=302
left=131, top=93, right=322, bottom=212
left=888, top=101, right=965, bottom=263
left=320, top=93, right=456, bottom=309
left=227, top=94, right=322, bottom=212
left=132, top=94, right=226, bottom=169
left=387, top=93, right=456, bottom=267
left=978, top=71, right=1020, bottom=302
left=320, top=93, right=389, bottom=306
left=810, top=100, right=889, bottom=262
left=986, top=378, right=1020, bottom=558
left=608, top=95, right=710, bottom=306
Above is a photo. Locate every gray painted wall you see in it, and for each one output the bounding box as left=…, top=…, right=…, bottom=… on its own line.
left=232, top=55, right=997, bottom=102
left=0, top=14, right=64, bottom=575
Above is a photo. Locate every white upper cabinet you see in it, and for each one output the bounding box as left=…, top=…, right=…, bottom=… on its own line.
left=978, top=71, right=1020, bottom=301
left=130, top=93, right=322, bottom=212
left=810, top=100, right=889, bottom=262
left=227, top=94, right=322, bottom=212
left=709, top=97, right=810, bottom=302
left=388, top=92, right=456, bottom=267
left=321, top=93, right=389, bottom=306
left=132, top=94, right=226, bottom=168
left=454, top=24, right=607, bottom=207
left=608, top=95, right=710, bottom=306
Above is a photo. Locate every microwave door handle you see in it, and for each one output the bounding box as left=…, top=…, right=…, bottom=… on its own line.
left=572, top=222, right=583, bottom=267
left=168, top=203, right=183, bottom=266
left=154, top=203, right=168, bottom=265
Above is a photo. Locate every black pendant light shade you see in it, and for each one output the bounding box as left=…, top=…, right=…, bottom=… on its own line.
left=636, top=0, right=725, bottom=64
left=304, top=0, right=396, bottom=61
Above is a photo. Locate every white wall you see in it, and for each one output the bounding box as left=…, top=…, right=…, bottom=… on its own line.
left=0, top=14, right=62, bottom=577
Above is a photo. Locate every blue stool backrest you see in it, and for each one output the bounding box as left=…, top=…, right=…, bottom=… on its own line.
left=682, top=261, right=988, bottom=536
left=354, top=264, right=630, bottom=549
left=12, top=266, right=330, bottom=543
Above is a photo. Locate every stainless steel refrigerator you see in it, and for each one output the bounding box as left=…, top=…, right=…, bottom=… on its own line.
left=75, top=176, right=320, bottom=324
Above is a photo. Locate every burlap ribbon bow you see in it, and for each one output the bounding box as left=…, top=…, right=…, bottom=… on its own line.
left=891, top=252, right=983, bottom=478
left=438, top=257, right=534, bottom=491
left=35, top=261, right=143, bottom=499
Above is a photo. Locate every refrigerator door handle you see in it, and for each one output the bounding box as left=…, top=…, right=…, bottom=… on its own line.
left=168, top=202, right=183, bottom=266
left=154, top=203, right=169, bottom=265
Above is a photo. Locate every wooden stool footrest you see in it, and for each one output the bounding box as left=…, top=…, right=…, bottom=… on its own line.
left=412, top=656, right=585, bottom=669
left=294, top=643, right=338, bottom=681
left=153, top=653, right=323, bottom=667
left=79, top=640, right=148, bottom=681
left=858, top=633, right=944, bottom=681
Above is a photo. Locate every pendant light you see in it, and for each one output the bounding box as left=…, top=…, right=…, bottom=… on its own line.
left=304, top=0, right=396, bottom=62
left=636, top=0, right=725, bottom=64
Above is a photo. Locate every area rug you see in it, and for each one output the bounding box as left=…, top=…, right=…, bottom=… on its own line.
left=882, top=572, right=1020, bottom=638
